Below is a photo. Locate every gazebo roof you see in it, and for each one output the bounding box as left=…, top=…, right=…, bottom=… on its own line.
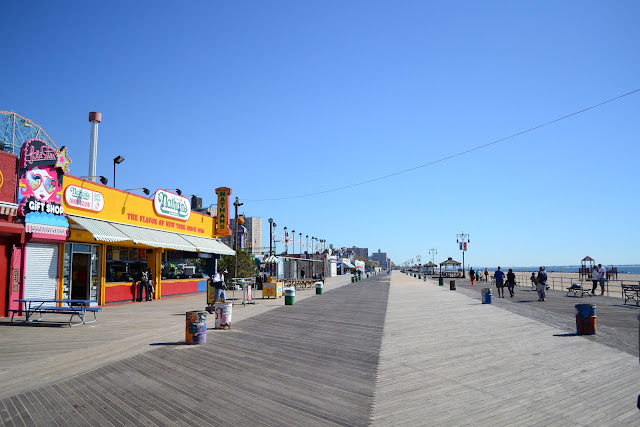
left=424, top=261, right=438, bottom=267
left=582, top=256, right=595, bottom=262
left=440, top=257, right=461, bottom=266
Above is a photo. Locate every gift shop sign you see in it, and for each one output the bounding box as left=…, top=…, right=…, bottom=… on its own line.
left=65, top=185, right=104, bottom=212
left=153, top=189, right=191, bottom=221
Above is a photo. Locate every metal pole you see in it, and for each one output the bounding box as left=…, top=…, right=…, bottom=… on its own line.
left=233, top=197, right=243, bottom=281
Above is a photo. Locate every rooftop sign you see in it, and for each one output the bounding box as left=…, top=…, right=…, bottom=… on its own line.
left=153, top=189, right=191, bottom=221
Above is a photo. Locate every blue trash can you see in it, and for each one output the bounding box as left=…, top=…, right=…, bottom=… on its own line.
left=575, top=304, right=596, bottom=335
left=481, top=288, right=492, bottom=304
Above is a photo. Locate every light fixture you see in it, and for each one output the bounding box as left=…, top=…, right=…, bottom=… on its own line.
left=81, top=175, right=108, bottom=185
left=113, top=156, right=125, bottom=188
left=125, top=187, right=150, bottom=196
left=176, top=189, right=182, bottom=195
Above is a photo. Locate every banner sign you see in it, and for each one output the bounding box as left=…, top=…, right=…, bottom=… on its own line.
left=459, top=242, right=467, bottom=251
left=215, top=187, right=232, bottom=237
left=153, top=189, right=191, bottom=221
left=65, top=185, right=104, bottom=213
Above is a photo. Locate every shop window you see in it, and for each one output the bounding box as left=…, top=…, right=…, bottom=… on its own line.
left=162, top=250, right=207, bottom=280
left=106, top=245, right=147, bottom=283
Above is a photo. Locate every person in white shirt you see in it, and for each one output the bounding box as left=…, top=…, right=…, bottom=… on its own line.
left=597, top=264, right=607, bottom=295
left=206, top=268, right=226, bottom=313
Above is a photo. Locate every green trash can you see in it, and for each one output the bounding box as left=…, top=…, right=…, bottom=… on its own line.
left=351, top=276, right=355, bottom=283
left=284, top=287, right=295, bottom=305
left=439, top=277, right=444, bottom=286
left=315, top=281, right=323, bottom=295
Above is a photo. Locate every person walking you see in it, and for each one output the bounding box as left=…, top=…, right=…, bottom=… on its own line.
left=536, top=266, right=548, bottom=301
left=206, top=268, right=226, bottom=313
left=530, top=272, right=537, bottom=290
left=494, top=267, right=506, bottom=298
left=301, top=268, right=306, bottom=279
left=469, top=267, right=475, bottom=286
left=506, top=268, right=516, bottom=297
left=484, top=268, right=489, bottom=282
left=597, top=263, right=607, bottom=295
left=591, top=265, right=599, bottom=295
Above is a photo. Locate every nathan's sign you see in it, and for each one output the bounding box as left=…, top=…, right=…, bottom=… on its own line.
left=65, top=185, right=104, bottom=212
left=215, top=187, right=232, bottom=237
left=153, top=189, right=191, bottom=221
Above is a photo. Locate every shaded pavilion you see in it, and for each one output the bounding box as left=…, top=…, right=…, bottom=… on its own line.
left=440, top=257, right=462, bottom=277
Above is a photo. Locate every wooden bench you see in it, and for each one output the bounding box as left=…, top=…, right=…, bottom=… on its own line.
left=621, top=284, right=640, bottom=306
left=566, top=284, right=592, bottom=298
left=10, top=303, right=102, bottom=327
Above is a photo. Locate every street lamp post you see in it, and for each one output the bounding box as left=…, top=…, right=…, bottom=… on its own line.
left=456, top=232, right=470, bottom=278
left=283, top=227, right=288, bottom=255
left=268, top=218, right=273, bottom=276
left=113, top=156, right=124, bottom=188
left=306, top=235, right=309, bottom=256
left=292, top=230, right=295, bottom=255
left=299, top=233, right=302, bottom=255
left=233, top=197, right=243, bottom=280
left=429, top=248, right=437, bottom=274
left=268, top=218, right=274, bottom=256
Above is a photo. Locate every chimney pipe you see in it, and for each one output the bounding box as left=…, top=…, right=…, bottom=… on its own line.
left=88, top=112, right=102, bottom=182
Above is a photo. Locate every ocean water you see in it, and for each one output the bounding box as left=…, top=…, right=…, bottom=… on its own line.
left=505, top=265, right=640, bottom=274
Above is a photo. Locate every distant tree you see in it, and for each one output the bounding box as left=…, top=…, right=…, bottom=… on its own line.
left=219, top=249, right=258, bottom=278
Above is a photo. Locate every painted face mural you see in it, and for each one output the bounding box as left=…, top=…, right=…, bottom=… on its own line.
left=17, top=139, right=69, bottom=231
left=25, top=166, right=61, bottom=201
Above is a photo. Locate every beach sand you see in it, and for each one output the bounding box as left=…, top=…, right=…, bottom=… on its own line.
left=512, top=271, right=640, bottom=298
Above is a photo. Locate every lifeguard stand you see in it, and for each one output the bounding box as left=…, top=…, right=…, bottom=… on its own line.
left=580, top=256, right=595, bottom=280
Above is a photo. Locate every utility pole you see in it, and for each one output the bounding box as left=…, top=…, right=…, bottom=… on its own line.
left=233, top=197, right=243, bottom=280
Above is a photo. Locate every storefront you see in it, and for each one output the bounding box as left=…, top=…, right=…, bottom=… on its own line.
left=16, top=139, right=69, bottom=307
left=14, top=137, right=235, bottom=307
left=63, top=177, right=235, bottom=304
left=0, top=150, right=24, bottom=317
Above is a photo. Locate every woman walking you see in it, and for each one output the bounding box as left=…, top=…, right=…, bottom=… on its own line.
left=506, top=268, right=516, bottom=297
left=591, top=265, right=599, bottom=295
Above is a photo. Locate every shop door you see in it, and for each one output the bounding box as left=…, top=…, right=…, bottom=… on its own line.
left=0, top=238, right=9, bottom=317
left=24, top=243, right=59, bottom=307
left=71, top=252, right=90, bottom=300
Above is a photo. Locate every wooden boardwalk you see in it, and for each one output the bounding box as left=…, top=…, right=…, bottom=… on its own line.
left=2, top=272, right=640, bottom=426
left=0, top=277, right=388, bottom=426
left=371, top=273, right=640, bottom=426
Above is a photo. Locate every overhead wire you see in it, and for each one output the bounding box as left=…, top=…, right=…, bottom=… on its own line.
left=246, top=88, right=640, bottom=202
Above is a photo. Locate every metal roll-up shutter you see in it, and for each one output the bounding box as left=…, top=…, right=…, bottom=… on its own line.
left=24, top=243, right=59, bottom=306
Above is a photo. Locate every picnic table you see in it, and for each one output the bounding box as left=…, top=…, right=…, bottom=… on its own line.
left=621, top=284, right=640, bottom=306
left=11, top=299, right=101, bottom=327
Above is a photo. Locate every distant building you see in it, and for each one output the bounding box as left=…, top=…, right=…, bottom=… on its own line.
left=220, top=217, right=262, bottom=256
left=352, top=246, right=369, bottom=260
left=244, top=217, right=262, bottom=256
left=370, top=249, right=390, bottom=269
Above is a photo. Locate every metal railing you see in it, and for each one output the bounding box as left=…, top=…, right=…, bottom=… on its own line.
left=401, top=269, right=640, bottom=302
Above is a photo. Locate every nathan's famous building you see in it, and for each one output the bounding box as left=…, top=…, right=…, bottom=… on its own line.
left=2, top=137, right=234, bottom=316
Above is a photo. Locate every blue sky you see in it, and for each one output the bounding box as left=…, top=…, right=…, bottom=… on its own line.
left=2, top=1, right=639, bottom=267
